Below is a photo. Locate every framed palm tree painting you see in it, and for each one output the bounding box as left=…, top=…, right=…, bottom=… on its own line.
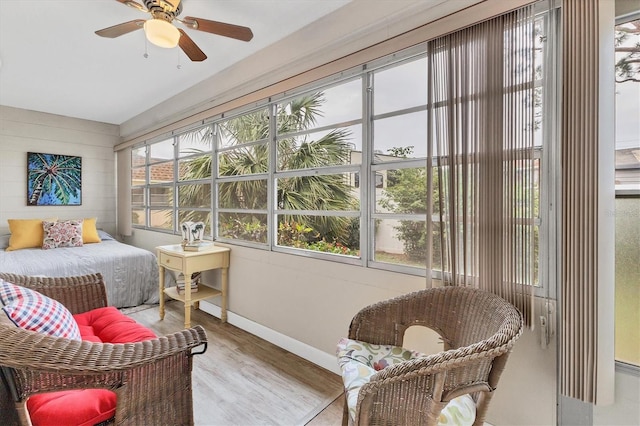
left=27, top=152, right=82, bottom=206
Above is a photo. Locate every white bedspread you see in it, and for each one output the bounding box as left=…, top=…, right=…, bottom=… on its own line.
left=0, top=240, right=159, bottom=308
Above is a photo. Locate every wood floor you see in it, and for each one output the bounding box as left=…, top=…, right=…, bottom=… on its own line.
left=127, top=301, right=345, bottom=426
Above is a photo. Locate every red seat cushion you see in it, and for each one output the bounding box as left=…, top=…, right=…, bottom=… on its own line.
left=74, top=306, right=157, bottom=343
left=27, top=307, right=157, bottom=426
left=27, top=389, right=117, bottom=426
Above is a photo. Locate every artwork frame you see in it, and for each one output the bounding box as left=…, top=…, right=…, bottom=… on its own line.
left=27, top=152, right=82, bottom=206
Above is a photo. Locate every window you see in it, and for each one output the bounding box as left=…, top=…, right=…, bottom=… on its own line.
left=216, top=108, right=269, bottom=244
left=131, top=128, right=213, bottom=235
left=274, top=82, right=362, bottom=257
left=614, top=14, right=639, bottom=367
left=131, top=8, right=554, bottom=285
left=131, top=146, right=147, bottom=227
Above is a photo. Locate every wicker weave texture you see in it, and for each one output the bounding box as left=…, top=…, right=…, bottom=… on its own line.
left=0, top=273, right=207, bottom=426
left=344, top=286, right=523, bottom=426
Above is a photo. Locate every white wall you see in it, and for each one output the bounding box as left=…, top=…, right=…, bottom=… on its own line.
left=128, top=228, right=557, bottom=425
left=0, top=106, right=119, bottom=235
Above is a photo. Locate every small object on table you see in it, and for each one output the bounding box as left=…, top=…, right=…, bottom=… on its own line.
left=183, top=241, right=214, bottom=252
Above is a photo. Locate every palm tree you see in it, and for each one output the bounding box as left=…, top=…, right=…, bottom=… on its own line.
left=28, top=153, right=81, bottom=205
left=181, top=92, right=357, bottom=245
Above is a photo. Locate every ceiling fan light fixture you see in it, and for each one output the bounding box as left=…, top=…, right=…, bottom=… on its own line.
left=143, top=18, right=180, bottom=48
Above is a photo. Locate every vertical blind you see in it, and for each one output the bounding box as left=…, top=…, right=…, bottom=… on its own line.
left=426, top=5, right=536, bottom=327
left=561, top=0, right=615, bottom=405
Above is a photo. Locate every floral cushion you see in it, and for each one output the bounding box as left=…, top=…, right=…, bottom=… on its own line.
left=42, top=219, right=84, bottom=250
left=0, top=278, right=81, bottom=340
left=336, top=338, right=476, bottom=426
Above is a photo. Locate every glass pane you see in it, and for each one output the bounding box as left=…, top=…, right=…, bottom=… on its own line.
left=431, top=221, right=444, bottom=271
left=532, top=16, right=546, bottom=149
left=218, top=144, right=268, bottom=176
left=149, top=209, right=172, bottom=230
left=178, top=184, right=211, bottom=208
left=615, top=197, right=640, bottom=365
left=277, top=79, right=362, bottom=134
left=615, top=19, right=640, bottom=192
left=149, top=161, right=174, bottom=184
left=374, top=57, right=427, bottom=115
left=277, top=174, right=359, bottom=211
left=277, top=214, right=360, bottom=256
left=131, top=187, right=144, bottom=206
left=511, top=158, right=537, bottom=219
left=218, top=109, right=269, bottom=149
left=512, top=224, right=536, bottom=286
left=218, top=213, right=267, bottom=243
left=218, top=180, right=267, bottom=210
left=375, top=167, right=427, bottom=214
left=277, top=125, right=361, bottom=170
left=533, top=85, right=543, bottom=147
left=178, top=210, right=212, bottom=237
left=430, top=165, right=472, bottom=218
left=374, top=219, right=426, bottom=267
left=132, top=209, right=146, bottom=226
left=179, top=156, right=212, bottom=180
left=149, top=139, right=174, bottom=163
left=131, top=167, right=145, bottom=186
left=373, top=111, right=427, bottom=159
left=131, top=146, right=146, bottom=167
left=178, top=126, right=213, bottom=157
left=149, top=186, right=172, bottom=206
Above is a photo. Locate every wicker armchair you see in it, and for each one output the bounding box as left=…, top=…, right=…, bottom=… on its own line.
left=338, top=286, right=523, bottom=426
left=0, top=272, right=208, bottom=426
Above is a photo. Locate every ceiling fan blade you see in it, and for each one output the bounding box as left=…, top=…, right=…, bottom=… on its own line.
left=95, top=20, right=146, bottom=38
left=178, top=29, right=207, bottom=62
left=182, top=16, right=253, bottom=42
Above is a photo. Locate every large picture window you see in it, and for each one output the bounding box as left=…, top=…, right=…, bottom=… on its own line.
left=131, top=7, right=554, bottom=287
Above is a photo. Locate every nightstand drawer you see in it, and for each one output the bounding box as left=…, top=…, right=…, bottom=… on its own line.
left=159, top=252, right=183, bottom=270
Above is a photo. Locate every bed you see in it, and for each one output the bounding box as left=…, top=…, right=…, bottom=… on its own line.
left=0, top=231, right=159, bottom=308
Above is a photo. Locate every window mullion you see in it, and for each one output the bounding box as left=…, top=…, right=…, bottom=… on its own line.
left=363, top=71, right=373, bottom=267
left=268, top=104, right=277, bottom=249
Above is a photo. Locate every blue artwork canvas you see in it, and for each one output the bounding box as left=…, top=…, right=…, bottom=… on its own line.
left=27, top=152, right=82, bottom=206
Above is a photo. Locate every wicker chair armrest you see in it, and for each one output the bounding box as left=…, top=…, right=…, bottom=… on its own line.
left=0, top=273, right=108, bottom=314
left=370, top=342, right=508, bottom=384
left=0, top=325, right=207, bottom=400
left=0, top=325, right=208, bottom=373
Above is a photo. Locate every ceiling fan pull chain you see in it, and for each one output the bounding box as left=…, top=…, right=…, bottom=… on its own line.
left=144, top=36, right=149, bottom=59
left=177, top=49, right=182, bottom=70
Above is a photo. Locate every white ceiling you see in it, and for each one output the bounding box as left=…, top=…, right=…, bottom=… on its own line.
left=0, top=0, right=351, bottom=125
left=0, top=0, right=487, bottom=128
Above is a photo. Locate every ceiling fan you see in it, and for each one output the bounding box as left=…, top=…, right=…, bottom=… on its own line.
left=95, top=0, right=253, bottom=62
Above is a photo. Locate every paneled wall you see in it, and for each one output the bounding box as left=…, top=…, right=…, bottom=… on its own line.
left=0, top=106, right=119, bottom=235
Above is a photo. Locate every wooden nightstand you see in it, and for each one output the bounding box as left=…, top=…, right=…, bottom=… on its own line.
left=156, top=244, right=230, bottom=328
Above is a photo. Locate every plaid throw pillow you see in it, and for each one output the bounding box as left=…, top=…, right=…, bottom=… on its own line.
left=0, top=279, right=81, bottom=340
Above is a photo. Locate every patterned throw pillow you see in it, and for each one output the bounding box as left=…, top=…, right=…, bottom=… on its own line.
left=0, top=278, right=81, bottom=340
left=42, top=219, right=84, bottom=250
left=336, top=337, right=476, bottom=426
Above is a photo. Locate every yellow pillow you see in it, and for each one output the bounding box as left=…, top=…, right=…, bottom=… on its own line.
left=82, top=218, right=101, bottom=244
left=6, top=218, right=57, bottom=251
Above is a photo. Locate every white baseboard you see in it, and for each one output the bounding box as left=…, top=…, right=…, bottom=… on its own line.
left=199, top=300, right=341, bottom=375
